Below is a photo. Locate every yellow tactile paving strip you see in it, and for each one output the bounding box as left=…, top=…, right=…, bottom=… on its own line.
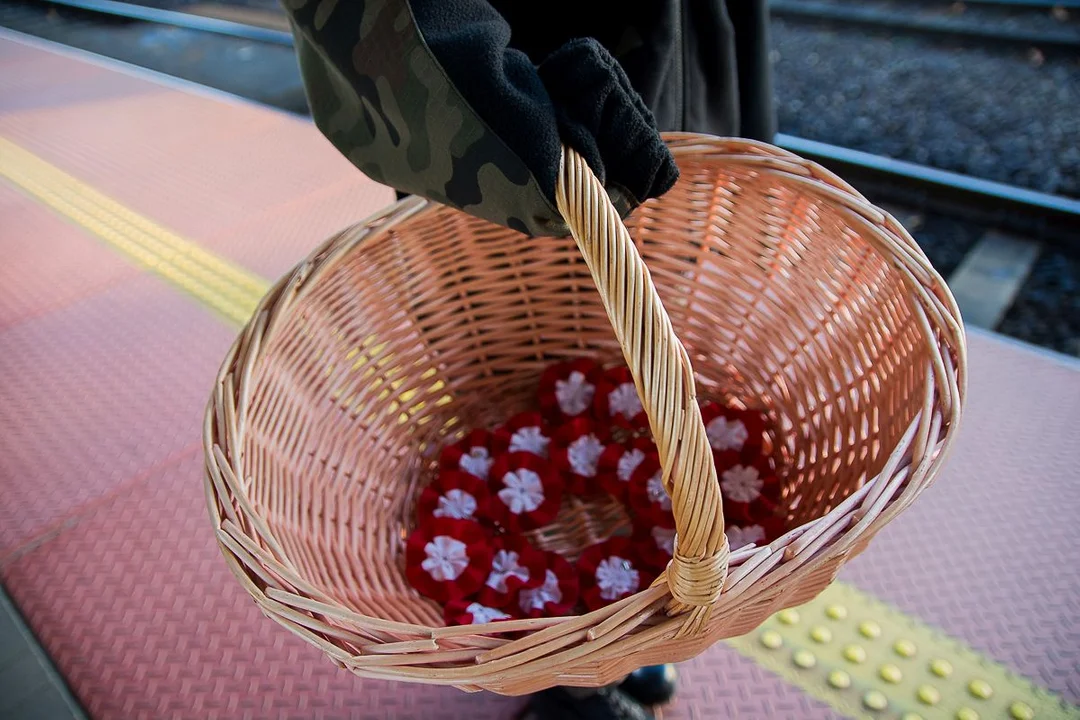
left=728, top=582, right=1078, bottom=720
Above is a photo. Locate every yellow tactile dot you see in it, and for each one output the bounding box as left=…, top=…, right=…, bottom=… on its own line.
left=957, top=708, right=980, bottom=720
left=843, top=644, right=867, bottom=664
left=894, top=639, right=917, bottom=658
left=1009, top=701, right=1035, bottom=720
left=879, top=664, right=903, bottom=684
left=827, top=670, right=851, bottom=689
left=810, top=626, right=833, bottom=644
left=863, top=690, right=889, bottom=711
left=793, top=650, right=817, bottom=669
left=917, top=685, right=941, bottom=706
left=825, top=604, right=848, bottom=620
left=968, top=679, right=994, bottom=700
left=901, top=714, right=925, bottom=720
left=777, top=609, right=800, bottom=625
left=859, top=620, right=882, bottom=639
left=760, top=631, right=783, bottom=649
left=930, top=658, right=954, bottom=678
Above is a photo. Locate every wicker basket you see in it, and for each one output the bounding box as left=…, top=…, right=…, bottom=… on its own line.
left=204, top=134, right=966, bottom=695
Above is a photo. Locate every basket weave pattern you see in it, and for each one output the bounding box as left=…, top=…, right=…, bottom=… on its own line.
left=204, top=135, right=965, bottom=694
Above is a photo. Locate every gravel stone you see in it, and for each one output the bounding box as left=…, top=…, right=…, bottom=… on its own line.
left=771, top=18, right=1080, bottom=197
left=998, top=248, right=1080, bottom=356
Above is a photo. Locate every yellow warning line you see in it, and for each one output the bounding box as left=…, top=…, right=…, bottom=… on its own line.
left=3, top=134, right=1077, bottom=720
left=0, top=135, right=268, bottom=325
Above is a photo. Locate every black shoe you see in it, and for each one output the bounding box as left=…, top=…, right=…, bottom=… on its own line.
left=517, top=686, right=655, bottom=720
left=618, top=664, right=678, bottom=706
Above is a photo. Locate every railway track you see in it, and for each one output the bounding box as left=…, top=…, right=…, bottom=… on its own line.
left=963, top=0, right=1079, bottom=8
left=884, top=0, right=1079, bottom=8
left=32, top=0, right=1080, bottom=57
left=27, top=0, right=291, bottom=43
left=770, top=0, right=1080, bottom=54
left=2, top=0, right=1078, bottom=355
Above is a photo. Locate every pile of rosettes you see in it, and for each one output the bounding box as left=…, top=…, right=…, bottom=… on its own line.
left=406, top=358, right=784, bottom=626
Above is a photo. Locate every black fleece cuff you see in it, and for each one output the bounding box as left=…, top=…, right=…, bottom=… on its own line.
left=537, top=38, right=680, bottom=210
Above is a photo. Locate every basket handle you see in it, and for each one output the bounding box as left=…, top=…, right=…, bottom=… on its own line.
left=555, top=146, right=728, bottom=636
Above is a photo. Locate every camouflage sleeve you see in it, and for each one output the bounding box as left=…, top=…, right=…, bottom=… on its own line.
left=284, top=0, right=677, bottom=237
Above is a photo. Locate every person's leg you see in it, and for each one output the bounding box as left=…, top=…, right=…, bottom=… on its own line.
left=619, top=664, right=678, bottom=706
left=519, top=682, right=654, bottom=720
left=517, top=666, right=677, bottom=719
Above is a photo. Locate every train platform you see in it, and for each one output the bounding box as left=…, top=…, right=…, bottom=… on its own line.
left=0, top=28, right=1078, bottom=720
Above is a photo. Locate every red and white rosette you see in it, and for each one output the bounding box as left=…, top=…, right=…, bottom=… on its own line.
left=517, top=552, right=579, bottom=618
left=539, top=358, right=603, bottom=421
left=439, top=429, right=509, bottom=482
left=577, top=537, right=657, bottom=611
left=495, top=412, right=552, bottom=459
left=488, top=452, right=564, bottom=532
left=550, top=418, right=611, bottom=496
left=443, top=599, right=519, bottom=627
left=700, top=401, right=767, bottom=464
left=597, top=436, right=655, bottom=502
left=415, top=469, right=491, bottom=525
left=725, top=513, right=786, bottom=551
left=476, top=534, right=547, bottom=608
left=626, top=453, right=676, bottom=529
left=593, top=366, right=648, bottom=431
left=632, top=523, right=676, bottom=573
left=405, top=518, right=493, bottom=604
left=717, top=456, right=782, bottom=525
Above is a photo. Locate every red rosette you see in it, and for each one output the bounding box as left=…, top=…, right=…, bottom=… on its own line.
left=626, top=453, right=676, bottom=529
left=488, top=452, right=564, bottom=532
left=717, top=456, right=782, bottom=525
left=494, top=412, right=552, bottom=459
left=577, top=537, right=657, bottom=611
left=439, top=429, right=509, bottom=481
left=476, top=534, right=547, bottom=609
left=714, top=447, right=778, bottom=482
left=632, top=523, right=676, bottom=573
left=725, top=513, right=786, bottom=551
left=443, top=599, right=519, bottom=627
left=538, top=358, right=603, bottom=421
left=597, top=436, right=656, bottom=502
left=700, top=401, right=767, bottom=462
left=416, top=470, right=491, bottom=525
left=550, top=418, right=612, bottom=496
left=517, top=552, right=579, bottom=618
left=593, top=366, right=648, bottom=431
left=405, top=518, right=493, bottom=604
